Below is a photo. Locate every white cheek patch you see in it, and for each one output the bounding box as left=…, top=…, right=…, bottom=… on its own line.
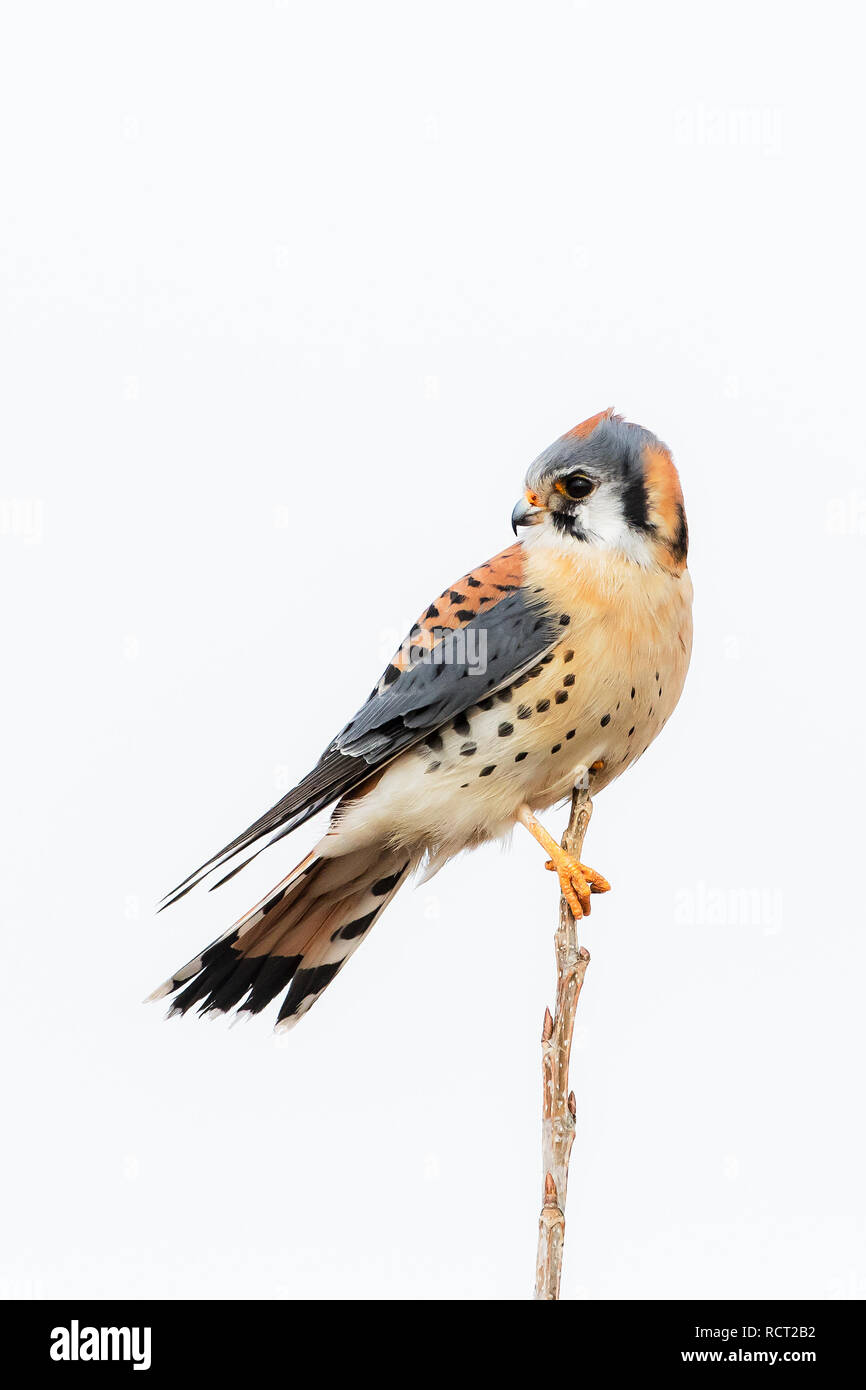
left=522, top=489, right=656, bottom=567
left=580, top=490, right=652, bottom=560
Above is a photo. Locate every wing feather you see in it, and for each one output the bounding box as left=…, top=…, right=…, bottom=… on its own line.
left=161, top=544, right=559, bottom=906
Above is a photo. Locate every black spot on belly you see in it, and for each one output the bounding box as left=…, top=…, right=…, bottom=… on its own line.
left=426, top=604, right=439, bottom=619
left=477, top=697, right=495, bottom=710
left=559, top=614, right=570, bottom=625
left=630, top=687, right=635, bottom=699
left=513, top=673, right=529, bottom=688
left=498, top=722, right=514, bottom=736
left=466, top=576, right=482, bottom=587
left=426, top=732, right=444, bottom=752
left=566, top=729, right=575, bottom=739
left=460, top=742, right=476, bottom=756
left=425, top=760, right=441, bottom=772
left=563, top=674, right=575, bottom=687
left=529, top=664, right=543, bottom=677
left=628, top=726, right=635, bottom=737
left=455, top=609, right=475, bottom=622
left=555, top=691, right=568, bottom=705
left=541, top=654, right=554, bottom=664
left=551, top=743, right=561, bottom=754
left=563, top=650, right=574, bottom=662
left=658, top=687, right=663, bottom=697
left=655, top=671, right=659, bottom=681
left=479, top=765, right=495, bottom=777
left=515, top=751, right=528, bottom=762
left=537, top=698, right=550, bottom=712
left=454, top=712, right=471, bottom=736
left=600, top=713, right=610, bottom=726
left=517, top=704, right=531, bottom=719
left=450, top=590, right=466, bottom=603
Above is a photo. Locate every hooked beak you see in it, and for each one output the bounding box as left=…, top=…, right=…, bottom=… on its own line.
left=511, top=495, right=545, bottom=535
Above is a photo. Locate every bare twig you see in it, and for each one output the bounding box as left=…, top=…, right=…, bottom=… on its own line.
left=534, top=783, right=593, bottom=1300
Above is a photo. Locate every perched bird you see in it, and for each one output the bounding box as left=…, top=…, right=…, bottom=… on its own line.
left=152, top=408, right=693, bottom=1031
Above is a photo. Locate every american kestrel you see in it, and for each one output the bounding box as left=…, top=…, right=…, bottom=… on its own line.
left=152, top=409, right=693, bottom=1030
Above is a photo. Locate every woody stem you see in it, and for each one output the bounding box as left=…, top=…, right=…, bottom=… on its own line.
left=533, top=785, right=593, bottom=1301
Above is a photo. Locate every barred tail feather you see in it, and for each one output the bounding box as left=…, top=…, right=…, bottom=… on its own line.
left=149, top=843, right=411, bottom=1029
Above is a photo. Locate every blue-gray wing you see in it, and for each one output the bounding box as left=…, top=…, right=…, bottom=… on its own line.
left=162, top=546, right=560, bottom=905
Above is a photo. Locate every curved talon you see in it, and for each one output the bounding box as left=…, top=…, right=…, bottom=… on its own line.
left=516, top=805, right=610, bottom=921
left=543, top=853, right=610, bottom=919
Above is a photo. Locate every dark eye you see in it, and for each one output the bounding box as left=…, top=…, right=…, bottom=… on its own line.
left=562, top=473, right=595, bottom=500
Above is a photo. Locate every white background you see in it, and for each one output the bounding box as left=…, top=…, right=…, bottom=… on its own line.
left=2, top=1, right=864, bottom=1301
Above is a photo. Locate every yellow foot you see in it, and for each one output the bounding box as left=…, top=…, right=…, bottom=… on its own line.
left=516, top=804, right=611, bottom=919
left=543, top=850, right=610, bottom=919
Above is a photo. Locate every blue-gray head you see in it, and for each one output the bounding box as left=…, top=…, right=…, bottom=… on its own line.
left=511, top=408, right=688, bottom=571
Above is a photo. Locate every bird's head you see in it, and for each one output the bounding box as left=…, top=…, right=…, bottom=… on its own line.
left=511, top=408, right=688, bottom=572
